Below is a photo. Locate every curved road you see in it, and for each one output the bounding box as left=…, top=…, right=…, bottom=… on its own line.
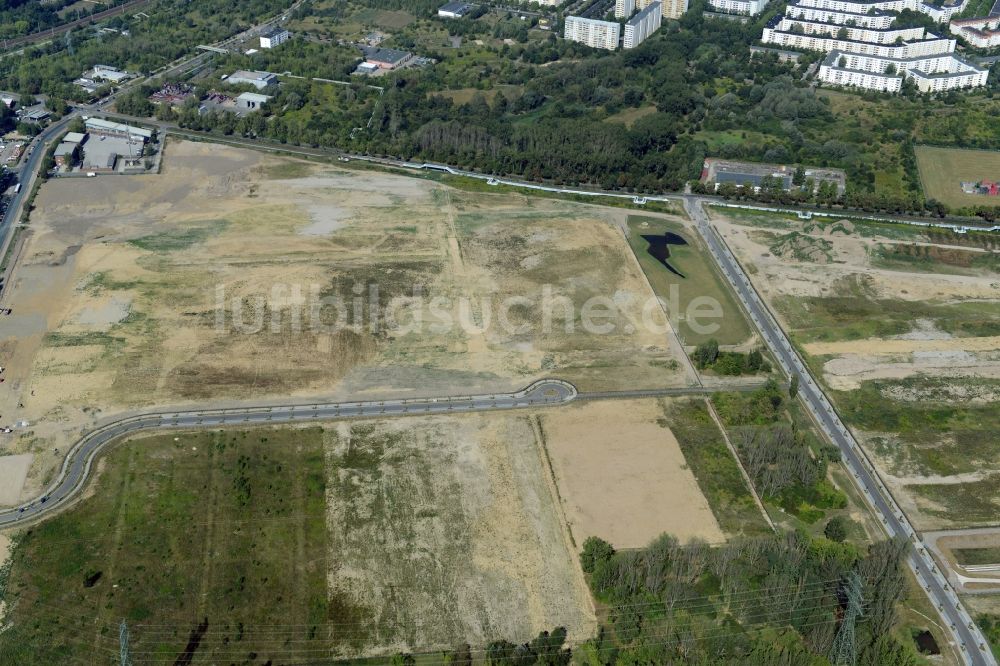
left=685, top=197, right=996, bottom=666
left=0, top=379, right=576, bottom=527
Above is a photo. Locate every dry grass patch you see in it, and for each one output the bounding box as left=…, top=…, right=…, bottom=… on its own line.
left=1, top=139, right=685, bottom=507
left=540, top=398, right=724, bottom=549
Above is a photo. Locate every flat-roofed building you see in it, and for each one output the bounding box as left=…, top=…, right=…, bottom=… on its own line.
left=235, top=92, right=271, bottom=110
left=564, top=16, right=621, bottom=50
left=226, top=70, right=278, bottom=90
left=260, top=26, right=290, bottom=49
left=616, top=0, right=636, bottom=17
left=363, top=47, right=413, bottom=69
left=84, top=118, right=153, bottom=142
left=659, top=0, right=689, bottom=19
left=950, top=16, right=1000, bottom=48
left=624, top=1, right=663, bottom=48
left=438, top=1, right=474, bottom=18
left=53, top=142, right=76, bottom=167
left=709, top=0, right=769, bottom=15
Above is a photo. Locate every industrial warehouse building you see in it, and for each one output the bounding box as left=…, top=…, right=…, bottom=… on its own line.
left=225, top=70, right=278, bottom=90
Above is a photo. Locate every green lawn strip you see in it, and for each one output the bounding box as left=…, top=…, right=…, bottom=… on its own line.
left=626, top=215, right=752, bottom=345
left=953, top=547, right=1000, bottom=567
left=662, top=398, right=770, bottom=537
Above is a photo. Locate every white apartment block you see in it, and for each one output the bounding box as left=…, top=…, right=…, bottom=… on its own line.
left=783, top=0, right=967, bottom=22
left=766, top=0, right=988, bottom=91
left=763, top=24, right=955, bottom=58
left=709, top=0, right=769, bottom=15
left=784, top=5, right=894, bottom=28
left=564, top=16, right=621, bottom=50
left=950, top=16, right=1000, bottom=48
left=768, top=15, right=925, bottom=44
left=259, top=26, right=290, bottom=49
left=624, top=1, right=663, bottom=47
left=616, top=0, right=636, bottom=18
left=819, top=49, right=988, bottom=91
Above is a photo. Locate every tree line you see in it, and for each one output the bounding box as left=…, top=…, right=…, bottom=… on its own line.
left=578, top=531, right=921, bottom=665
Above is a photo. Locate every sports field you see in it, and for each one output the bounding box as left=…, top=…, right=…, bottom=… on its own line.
left=915, top=145, right=1000, bottom=210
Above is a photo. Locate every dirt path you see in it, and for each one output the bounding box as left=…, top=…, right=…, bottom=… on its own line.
left=705, top=399, right=774, bottom=532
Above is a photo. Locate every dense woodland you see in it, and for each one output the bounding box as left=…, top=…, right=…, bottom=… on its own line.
left=0, top=0, right=131, bottom=40
left=578, top=532, right=919, bottom=665
left=7, top=0, right=1000, bottom=217
left=0, top=0, right=297, bottom=101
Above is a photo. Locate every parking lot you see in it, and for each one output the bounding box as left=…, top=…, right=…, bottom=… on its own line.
left=0, top=140, right=25, bottom=166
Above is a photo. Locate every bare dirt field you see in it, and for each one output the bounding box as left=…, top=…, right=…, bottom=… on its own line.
left=712, top=208, right=1000, bottom=530
left=0, top=140, right=688, bottom=501
left=323, top=412, right=597, bottom=654
left=540, top=398, right=724, bottom=549
left=0, top=454, right=32, bottom=505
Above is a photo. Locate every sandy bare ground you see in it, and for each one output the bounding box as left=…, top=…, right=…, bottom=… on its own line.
left=821, top=354, right=1000, bottom=391
left=0, top=140, right=685, bottom=497
left=323, top=412, right=596, bottom=655
left=0, top=454, right=32, bottom=506
left=713, top=210, right=1000, bottom=529
left=539, top=398, right=724, bottom=549
left=805, top=336, right=1000, bottom=356
left=715, top=219, right=1000, bottom=304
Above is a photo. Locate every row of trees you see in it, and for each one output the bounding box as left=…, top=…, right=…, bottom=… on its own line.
left=580, top=532, right=920, bottom=665
left=692, top=339, right=770, bottom=375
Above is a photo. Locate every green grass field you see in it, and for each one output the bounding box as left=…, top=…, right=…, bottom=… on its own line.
left=627, top=215, right=752, bottom=345
left=915, top=145, right=1000, bottom=210
left=0, top=429, right=334, bottom=665
left=604, top=105, right=657, bottom=128
left=954, top=547, right=1000, bottom=567
left=776, top=274, right=1000, bottom=343
left=662, top=399, right=771, bottom=537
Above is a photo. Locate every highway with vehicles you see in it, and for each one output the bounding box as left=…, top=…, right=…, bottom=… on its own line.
left=0, top=380, right=577, bottom=527
left=0, top=115, right=75, bottom=286
left=684, top=196, right=996, bottom=666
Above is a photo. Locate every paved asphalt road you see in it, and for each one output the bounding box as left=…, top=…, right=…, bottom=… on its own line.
left=0, top=380, right=577, bottom=527
left=685, top=196, right=996, bottom=666
left=0, top=115, right=74, bottom=281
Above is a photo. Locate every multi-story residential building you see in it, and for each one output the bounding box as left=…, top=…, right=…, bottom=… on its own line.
left=819, top=49, right=988, bottom=91
left=708, top=0, right=769, bottom=16
left=624, top=1, right=663, bottom=47
left=761, top=0, right=987, bottom=91
left=616, top=0, right=637, bottom=18
left=950, top=16, right=1000, bottom=48
left=780, top=0, right=967, bottom=22
left=259, top=26, right=290, bottom=49
left=564, top=16, right=621, bottom=49
left=658, top=0, right=689, bottom=18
